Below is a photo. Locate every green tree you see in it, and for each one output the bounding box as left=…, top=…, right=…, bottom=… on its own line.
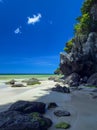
left=74, top=13, right=91, bottom=34
left=64, top=39, right=74, bottom=53
left=81, top=0, right=96, bottom=14
left=54, top=68, right=62, bottom=75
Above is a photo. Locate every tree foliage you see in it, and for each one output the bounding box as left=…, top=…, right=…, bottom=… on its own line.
left=74, top=0, right=97, bottom=34
left=54, top=68, right=62, bottom=75
left=64, top=39, right=74, bottom=53
left=75, top=13, right=91, bottom=34
left=64, top=0, right=97, bottom=54
left=81, top=0, right=96, bottom=14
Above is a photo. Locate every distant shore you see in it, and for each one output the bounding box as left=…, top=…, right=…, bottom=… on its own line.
left=0, top=74, right=58, bottom=80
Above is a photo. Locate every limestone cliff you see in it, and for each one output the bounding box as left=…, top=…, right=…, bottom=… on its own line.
left=60, top=0, right=97, bottom=86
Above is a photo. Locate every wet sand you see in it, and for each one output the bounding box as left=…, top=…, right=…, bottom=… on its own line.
left=0, top=80, right=97, bottom=130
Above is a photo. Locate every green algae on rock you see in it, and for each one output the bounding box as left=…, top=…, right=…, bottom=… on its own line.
left=55, top=122, right=70, bottom=129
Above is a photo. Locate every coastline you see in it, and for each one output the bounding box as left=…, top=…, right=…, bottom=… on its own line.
left=0, top=79, right=97, bottom=130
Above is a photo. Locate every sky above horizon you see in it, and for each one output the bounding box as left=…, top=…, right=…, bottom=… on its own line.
left=0, top=0, right=84, bottom=73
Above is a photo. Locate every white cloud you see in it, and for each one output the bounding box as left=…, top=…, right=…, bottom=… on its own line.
left=27, top=13, right=42, bottom=25
left=14, top=27, right=21, bottom=34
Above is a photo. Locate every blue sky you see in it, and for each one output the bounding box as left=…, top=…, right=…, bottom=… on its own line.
left=0, top=0, right=84, bottom=73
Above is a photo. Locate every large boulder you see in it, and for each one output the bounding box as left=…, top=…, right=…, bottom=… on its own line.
left=64, top=73, right=80, bottom=87
left=52, top=84, right=70, bottom=93
left=87, top=73, right=97, bottom=86
left=9, top=100, right=46, bottom=114
left=0, top=110, right=52, bottom=130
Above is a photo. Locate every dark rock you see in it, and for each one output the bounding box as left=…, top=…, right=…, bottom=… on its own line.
left=9, top=100, right=46, bottom=114
left=92, top=88, right=97, bottom=92
left=87, top=73, right=97, bottom=86
left=90, top=4, right=97, bottom=32
left=64, top=73, right=80, bottom=87
left=6, top=79, right=16, bottom=85
left=29, top=112, right=52, bottom=129
left=54, top=110, right=70, bottom=117
left=0, top=110, right=52, bottom=130
left=92, top=95, right=97, bottom=99
left=52, top=85, right=70, bottom=93
left=90, top=4, right=97, bottom=21
left=47, top=102, right=58, bottom=109
left=60, top=31, right=97, bottom=78
left=80, top=76, right=88, bottom=84
left=41, top=117, right=53, bottom=129
left=11, top=84, right=26, bottom=87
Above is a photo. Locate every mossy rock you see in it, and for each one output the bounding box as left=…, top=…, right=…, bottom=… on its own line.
left=29, top=112, right=52, bottom=129
left=55, top=122, right=70, bottom=129
left=27, top=81, right=41, bottom=85
left=30, top=112, right=41, bottom=118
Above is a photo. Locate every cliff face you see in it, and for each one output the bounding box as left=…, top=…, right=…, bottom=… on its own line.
left=60, top=1, right=97, bottom=86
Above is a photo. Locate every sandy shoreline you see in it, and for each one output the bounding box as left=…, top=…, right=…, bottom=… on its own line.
left=0, top=79, right=97, bottom=130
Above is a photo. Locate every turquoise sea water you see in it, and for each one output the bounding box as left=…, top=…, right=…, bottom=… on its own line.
left=0, top=74, right=56, bottom=80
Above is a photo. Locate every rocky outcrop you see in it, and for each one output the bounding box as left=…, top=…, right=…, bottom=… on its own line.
left=60, top=32, right=97, bottom=86
left=64, top=73, right=80, bottom=87
left=60, top=3, right=97, bottom=87
left=90, top=4, right=97, bottom=32
left=60, top=32, right=97, bottom=77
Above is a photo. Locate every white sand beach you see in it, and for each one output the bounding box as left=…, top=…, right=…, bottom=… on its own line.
left=0, top=79, right=97, bottom=130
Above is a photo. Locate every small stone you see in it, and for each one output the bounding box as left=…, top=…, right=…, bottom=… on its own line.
left=47, top=102, right=58, bottom=109
left=54, top=110, right=70, bottom=117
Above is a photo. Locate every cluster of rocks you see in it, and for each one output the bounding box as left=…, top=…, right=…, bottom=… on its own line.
left=52, top=84, right=70, bottom=93
left=6, top=78, right=41, bottom=87
left=61, top=72, right=97, bottom=87
left=60, top=34, right=97, bottom=87
left=0, top=101, right=71, bottom=130
left=0, top=101, right=52, bottom=130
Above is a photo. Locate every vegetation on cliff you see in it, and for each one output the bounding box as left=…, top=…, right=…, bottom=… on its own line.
left=64, top=39, right=74, bottom=53
left=64, top=0, right=97, bottom=53
left=54, top=67, right=62, bottom=75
